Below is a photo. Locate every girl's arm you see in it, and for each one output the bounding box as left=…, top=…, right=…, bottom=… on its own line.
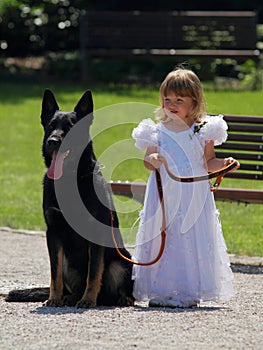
left=144, top=146, right=162, bottom=170
left=204, top=141, right=234, bottom=172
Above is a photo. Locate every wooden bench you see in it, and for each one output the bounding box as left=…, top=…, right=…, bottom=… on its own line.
left=108, top=114, right=263, bottom=205
left=80, top=11, right=260, bottom=81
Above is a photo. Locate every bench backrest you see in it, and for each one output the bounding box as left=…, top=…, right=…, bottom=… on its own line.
left=80, top=11, right=258, bottom=51
left=108, top=114, right=263, bottom=204
left=215, top=115, right=263, bottom=180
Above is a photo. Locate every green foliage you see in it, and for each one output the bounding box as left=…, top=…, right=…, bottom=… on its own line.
left=0, top=0, right=19, bottom=11
left=0, top=0, right=85, bottom=56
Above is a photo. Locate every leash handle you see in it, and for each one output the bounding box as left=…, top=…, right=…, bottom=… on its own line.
left=210, top=160, right=240, bottom=191
left=161, top=158, right=240, bottom=191
left=111, top=170, right=166, bottom=266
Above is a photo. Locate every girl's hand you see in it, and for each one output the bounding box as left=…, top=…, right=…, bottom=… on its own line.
left=147, top=153, right=164, bottom=169
left=223, top=157, right=235, bottom=166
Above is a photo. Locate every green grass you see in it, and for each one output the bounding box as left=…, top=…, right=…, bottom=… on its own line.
left=0, top=81, right=262, bottom=256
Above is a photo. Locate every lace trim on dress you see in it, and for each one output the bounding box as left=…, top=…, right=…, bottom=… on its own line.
left=199, top=115, right=228, bottom=146
left=132, top=118, right=159, bottom=150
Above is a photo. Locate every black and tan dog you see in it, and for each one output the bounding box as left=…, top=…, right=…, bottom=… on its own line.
left=6, top=89, right=134, bottom=308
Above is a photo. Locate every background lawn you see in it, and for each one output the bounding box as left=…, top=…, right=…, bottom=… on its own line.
left=0, top=81, right=262, bottom=256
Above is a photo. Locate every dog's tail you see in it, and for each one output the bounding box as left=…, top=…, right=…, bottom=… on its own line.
left=5, top=287, right=49, bottom=302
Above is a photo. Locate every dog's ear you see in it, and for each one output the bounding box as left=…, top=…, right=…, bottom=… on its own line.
left=41, top=89, right=60, bottom=127
left=74, top=90, right=93, bottom=120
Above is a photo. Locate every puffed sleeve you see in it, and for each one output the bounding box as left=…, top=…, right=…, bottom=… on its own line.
left=132, top=118, right=159, bottom=150
left=200, top=115, right=228, bottom=146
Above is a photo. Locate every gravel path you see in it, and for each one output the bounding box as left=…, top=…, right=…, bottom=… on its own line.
left=0, top=229, right=262, bottom=350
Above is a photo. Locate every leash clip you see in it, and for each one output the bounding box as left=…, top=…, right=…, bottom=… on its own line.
left=210, top=175, right=224, bottom=192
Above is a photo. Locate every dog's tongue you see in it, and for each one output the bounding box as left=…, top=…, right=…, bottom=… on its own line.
left=47, top=151, right=67, bottom=180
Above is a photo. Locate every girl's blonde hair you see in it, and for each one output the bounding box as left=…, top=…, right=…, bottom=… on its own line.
left=155, top=68, right=206, bottom=123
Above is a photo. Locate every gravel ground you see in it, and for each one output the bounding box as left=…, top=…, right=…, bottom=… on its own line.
left=0, top=229, right=262, bottom=350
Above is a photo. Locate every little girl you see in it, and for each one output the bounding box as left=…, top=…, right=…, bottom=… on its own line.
left=131, top=68, right=236, bottom=308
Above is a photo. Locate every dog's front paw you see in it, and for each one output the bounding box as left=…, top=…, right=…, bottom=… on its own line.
left=43, top=298, right=64, bottom=307
left=76, top=298, right=96, bottom=308
left=63, top=294, right=79, bottom=307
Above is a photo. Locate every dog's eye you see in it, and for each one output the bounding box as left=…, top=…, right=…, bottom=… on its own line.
left=48, top=120, right=57, bottom=128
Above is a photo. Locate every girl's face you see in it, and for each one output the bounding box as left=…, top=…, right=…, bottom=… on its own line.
left=163, top=93, right=194, bottom=121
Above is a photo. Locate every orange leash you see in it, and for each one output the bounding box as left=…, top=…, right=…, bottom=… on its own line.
left=161, top=158, right=240, bottom=192
left=110, top=170, right=166, bottom=266
left=111, top=159, right=240, bottom=266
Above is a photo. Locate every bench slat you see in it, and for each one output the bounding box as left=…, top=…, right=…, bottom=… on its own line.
left=238, top=163, right=263, bottom=172
left=225, top=172, right=263, bottom=180
left=214, top=188, right=263, bottom=204
left=215, top=151, right=263, bottom=161
left=219, top=143, right=263, bottom=151
left=227, top=134, right=263, bottom=143
left=223, top=115, right=263, bottom=123
left=242, top=165, right=263, bottom=171
left=227, top=124, right=263, bottom=133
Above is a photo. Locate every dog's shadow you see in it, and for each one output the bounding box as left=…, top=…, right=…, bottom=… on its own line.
left=30, top=305, right=116, bottom=315
left=30, top=304, right=224, bottom=315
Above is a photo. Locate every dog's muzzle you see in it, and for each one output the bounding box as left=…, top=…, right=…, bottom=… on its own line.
left=46, top=131, right=63, bottom=153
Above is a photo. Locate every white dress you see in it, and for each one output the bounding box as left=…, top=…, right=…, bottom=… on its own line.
left=131, top=115, right=234, bottom=305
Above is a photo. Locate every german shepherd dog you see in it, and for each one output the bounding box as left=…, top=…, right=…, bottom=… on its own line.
left=6, top=90, right=134, bottom=308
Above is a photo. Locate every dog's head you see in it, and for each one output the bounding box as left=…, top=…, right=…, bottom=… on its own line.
left=41, top=89, right=94, bottom=180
